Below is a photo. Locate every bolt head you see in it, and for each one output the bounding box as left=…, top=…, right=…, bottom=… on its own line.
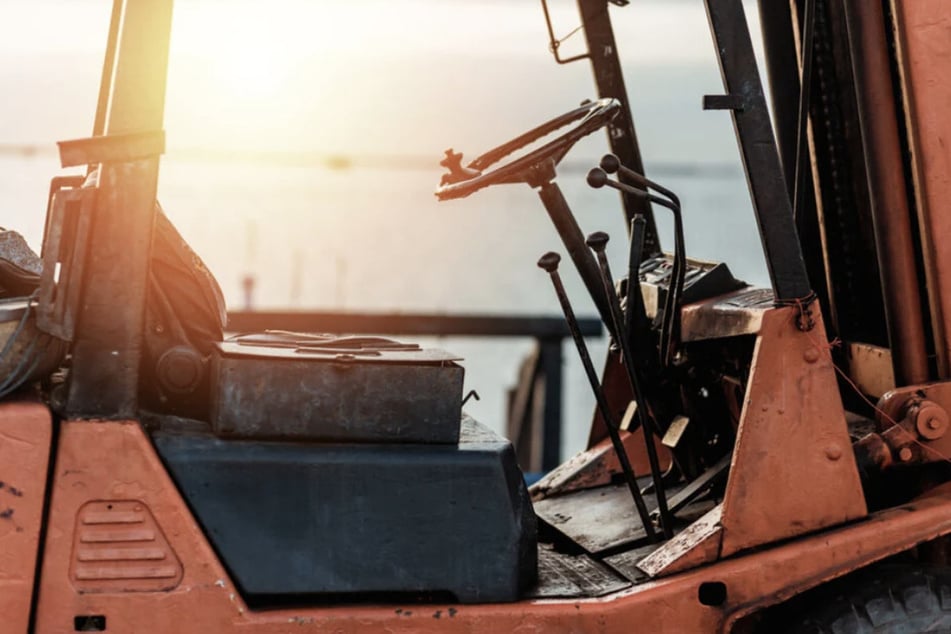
left=803, top=348, right=820, bottom=363
left=537, top=251, right=561, bottom=273
left=825, top=444, right=842, bottom=461
left=914, top=401, right=949, bottom=440
left=899, top=446, right=914, bottom=462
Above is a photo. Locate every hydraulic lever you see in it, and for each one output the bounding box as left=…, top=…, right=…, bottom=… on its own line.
left=538, top=251, right=659, bottom=542
left=587, top=231, right=673, bottom=538
left=588, top=159, right=685, bottom=367
left=626, top=215, right=651, bottom=354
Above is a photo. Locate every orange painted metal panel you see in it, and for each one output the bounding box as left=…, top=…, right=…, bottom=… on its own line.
left=892, top=0, right=951, bottom=378
left=32, top=419, right=951, bottom=633
left=0, top=401, right=53, bottom=634
left=720, top=308, right=867, bottom=556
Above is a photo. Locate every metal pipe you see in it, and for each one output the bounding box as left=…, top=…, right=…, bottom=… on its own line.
left=841, top=0, right=929, bottom=385
left=538, top=251, right=658, bottom=541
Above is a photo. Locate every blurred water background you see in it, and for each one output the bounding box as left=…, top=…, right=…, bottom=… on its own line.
left=0, top=0, right=770, bottom=458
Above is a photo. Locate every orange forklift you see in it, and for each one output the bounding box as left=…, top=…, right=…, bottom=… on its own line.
left=3, top=0, right=951, bottom=632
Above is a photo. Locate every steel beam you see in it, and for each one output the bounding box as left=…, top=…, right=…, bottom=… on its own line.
left=66, top=0, right=174, bottom=417
left=703, top=0, right=812, bottom=302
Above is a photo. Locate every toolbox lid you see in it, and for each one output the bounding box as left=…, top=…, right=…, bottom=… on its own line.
left=218, top=331, right=463, bottom=364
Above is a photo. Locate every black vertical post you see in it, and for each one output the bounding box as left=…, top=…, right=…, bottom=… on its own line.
left=756, top=0, right=801, bottom=192
left=577, top=0, right=659, bottom=254
left=703, top=0, right=812, bottom=302
left=539, top=337, right=563, bottom=471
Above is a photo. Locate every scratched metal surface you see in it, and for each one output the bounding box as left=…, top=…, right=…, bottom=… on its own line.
left=535, top=481, right=716, bottom=555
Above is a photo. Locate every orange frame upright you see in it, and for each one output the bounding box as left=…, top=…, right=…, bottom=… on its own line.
left=0, top=402, right=52, bottom=634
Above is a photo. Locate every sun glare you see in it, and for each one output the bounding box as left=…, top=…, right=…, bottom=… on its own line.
left=213, top=46, right=288, bottom=101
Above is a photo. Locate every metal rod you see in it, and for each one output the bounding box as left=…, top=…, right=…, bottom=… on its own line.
left=589, top=163, right=685, bottom=367
left=92, top=0, right=124, bottom=139
left=538, top=251, right=658, bottom=541
left=625, top=215, right=649, bottom=350
left=600, top=157, right=685, bottom=365
left=586, top=232, right=673, bottom=538
left=792, top=0, right=816, bottom=223
left=537, top=181, right=614, bottom=326
left=841, top=0, right=929, bottom=385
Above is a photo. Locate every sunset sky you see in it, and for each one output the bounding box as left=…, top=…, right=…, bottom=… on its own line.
left=0, top=0, right=764, bottom=161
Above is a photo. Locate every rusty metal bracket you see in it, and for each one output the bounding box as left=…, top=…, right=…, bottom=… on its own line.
left=36, top=186, right=96, bottom=341
left=876, top=382, right=951, bottom=465
left=57, top=130, right=165, bottom=168
left=702, top=94, right=745, bottom=111
left=640, top=308, right=867, bottom=577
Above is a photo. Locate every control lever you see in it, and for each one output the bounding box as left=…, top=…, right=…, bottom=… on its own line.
left=538, top=251, right=659, bottom=542
left=586, top=232, right=673, bottom=538
left=587, top=163, right=685, bottom=367
left=626, top=215, right=650, bottom=352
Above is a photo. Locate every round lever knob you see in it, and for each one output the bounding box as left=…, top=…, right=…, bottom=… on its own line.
left=599, top=153, right=621, bottom=174
left=585, top=231, right=610, bottom=253
left=587, top=167, right=609, bottom=189
left=537, top=251, right=562, bottom=273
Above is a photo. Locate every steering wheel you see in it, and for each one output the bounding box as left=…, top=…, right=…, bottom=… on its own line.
left=435, top=98, right=621, bottom=201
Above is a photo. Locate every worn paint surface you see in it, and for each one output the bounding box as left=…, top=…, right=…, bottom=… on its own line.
left=0, top=401, right=52, bottom=634
left=31, top=419, right=951, bottom=633
left=532, top=429, right=669, bottom=499
left=892, top=0, right=951, bottom=378
left=719, top=308, right=867, bottom=556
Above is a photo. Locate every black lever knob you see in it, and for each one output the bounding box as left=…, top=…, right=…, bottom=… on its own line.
left=586, top=167, right=609, bottom=189
left=599, top=153, right=621, bottom=174
left=537, top=251, right=561, bottom=273
left=585, top=231, right=610, bottom=253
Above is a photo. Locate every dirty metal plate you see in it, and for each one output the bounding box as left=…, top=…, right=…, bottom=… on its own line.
left=535, top=481, right=673, bottom=554
left=601, top=544, right=658, bottom=584
left=536, top=482, right=718, bottom=556
left=605, top=500, right=722, bottom=581
left=637, top=504, right=723, bottom=578
left=524, top=544, right=631, bottom=599
left=680, top=286, right=773, bottom=342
